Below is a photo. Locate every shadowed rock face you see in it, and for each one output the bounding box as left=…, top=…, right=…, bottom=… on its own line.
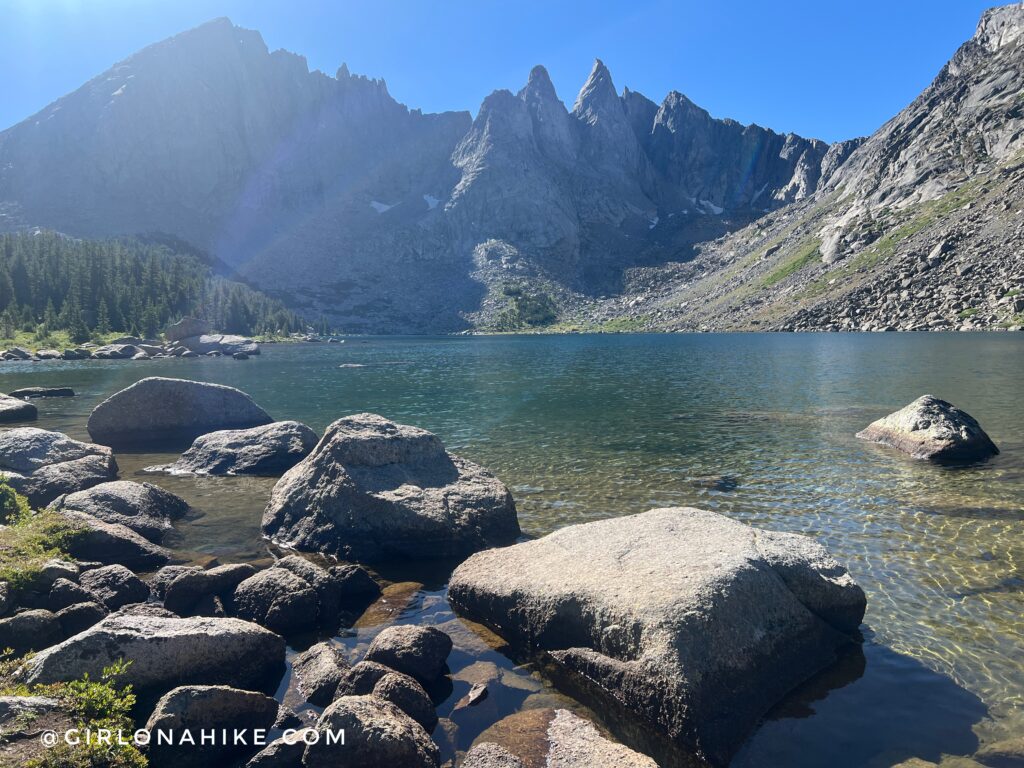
left=449, top=507, right=866, bottom=767
left=262, top=413, right=520, bottom=561
left=856, top=395, right=999, bottom=462
left=87, top=377, right=272, bottom=448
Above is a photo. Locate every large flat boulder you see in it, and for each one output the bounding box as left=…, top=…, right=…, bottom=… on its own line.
left=856, top=395, right=999, bottom=461
left=448, top=507, right=866, bottom=767
left=262, top=413, right=520, bottom=561
left=23, top=614, right=286, bottom=693
left=49, top=480, right=189, bottom=542
left=0, top=428, right=117, bottom=507
left=150, top=421, right=318, bottom=476
left=87, top=377, right=273, bottom=448
left=0, top=394, right=37, bottom=423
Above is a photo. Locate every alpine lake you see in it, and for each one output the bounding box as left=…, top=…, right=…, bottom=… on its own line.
left=3, top=332, right=1023, bottom=767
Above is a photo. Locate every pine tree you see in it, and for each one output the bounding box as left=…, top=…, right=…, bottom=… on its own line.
left=95, top=299, right=111, bottom=336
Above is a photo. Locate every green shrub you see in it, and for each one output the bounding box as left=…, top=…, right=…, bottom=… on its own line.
left=0, top=655, right=146, bottom=768
left=0, top=503, right=85, bottom=592
left=0, top=476, right=32, bottom=525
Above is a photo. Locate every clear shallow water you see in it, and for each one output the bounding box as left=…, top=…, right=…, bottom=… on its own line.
left=2, top=333, right=1023, bottom=766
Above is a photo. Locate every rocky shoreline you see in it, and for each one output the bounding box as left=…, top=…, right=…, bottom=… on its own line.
left=0, top=375, right=1016, bottom=767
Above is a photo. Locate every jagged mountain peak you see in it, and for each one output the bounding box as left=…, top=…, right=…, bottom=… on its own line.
left=523, top=65, right=558, bottom=98
left=572, top=58, right=621, bottom=118
left=0, top=17, right=860, bottom=333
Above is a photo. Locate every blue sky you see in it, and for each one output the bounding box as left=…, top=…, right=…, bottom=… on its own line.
left=0, top=0, right=999, bottom=142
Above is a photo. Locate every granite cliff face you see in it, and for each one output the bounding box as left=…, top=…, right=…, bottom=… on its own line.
left=0, top=19, right=838, bottom=332
left=576, top=3, right=1024, bottom=333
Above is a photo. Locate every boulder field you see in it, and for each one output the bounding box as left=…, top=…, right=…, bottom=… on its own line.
left=0, top=375, right=887, bottom=766
left=449, top=506, right=867, bottom=767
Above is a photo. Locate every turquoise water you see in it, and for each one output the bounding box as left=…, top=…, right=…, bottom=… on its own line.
left=3, top=333, right=1023, bottom=766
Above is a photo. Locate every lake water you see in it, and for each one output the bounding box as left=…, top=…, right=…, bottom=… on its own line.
left=2, top=333, right=1023, bottom=767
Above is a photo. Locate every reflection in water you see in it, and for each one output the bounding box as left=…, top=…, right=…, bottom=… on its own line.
left=735, top=641, right=987, bottom=768
left=2, top=332, right=1023, bottom=763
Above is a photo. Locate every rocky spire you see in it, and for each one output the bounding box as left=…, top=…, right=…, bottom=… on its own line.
left=519, top=65, right=574, bottom=161
left=571, top=59, right=621, bottom=124
left=569, top=59, right=651, bottom=190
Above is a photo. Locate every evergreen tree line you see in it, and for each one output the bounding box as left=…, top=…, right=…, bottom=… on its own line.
left=0, top=231, right=306, bottom=343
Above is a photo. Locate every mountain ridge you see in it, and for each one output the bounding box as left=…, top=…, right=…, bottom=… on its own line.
left=2, top=9, right=1019, bottom=332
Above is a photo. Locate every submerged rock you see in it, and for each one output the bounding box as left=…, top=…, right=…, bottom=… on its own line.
left=856, top=395, right=999, bottom=461
left=304, top=695, right=439, bottom=768
left=8, top=387, right=75, bottom=399
left=0, top=428, right=117, bottom=507
left=151, top=421, right=318, bottom=476
left=23, top=614, right=285, bottom=693
left=0, top=394, right=37, bottom=423
left=262, top=413, right=520, bottom=561
left=449, top=507, right=866, bottom=767
left=49, top=480, right=189, bottom=542
left=87, top=377, right=273, bottom=448
left=466, top=708, right=657, bottom=768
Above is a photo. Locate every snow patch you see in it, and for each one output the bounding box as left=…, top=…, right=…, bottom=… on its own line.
left=369, top=200, right=398, bottom=213
left=700, top=199, right=724, bottom=215
left=648, top=216, right=659, bottom=229
left=111, top=85, right=127, bottom=97
left=423, top=194, right=440, bottom=210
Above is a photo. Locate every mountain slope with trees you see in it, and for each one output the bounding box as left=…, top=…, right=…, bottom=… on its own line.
left=0, top=231, right=304, bottom=344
